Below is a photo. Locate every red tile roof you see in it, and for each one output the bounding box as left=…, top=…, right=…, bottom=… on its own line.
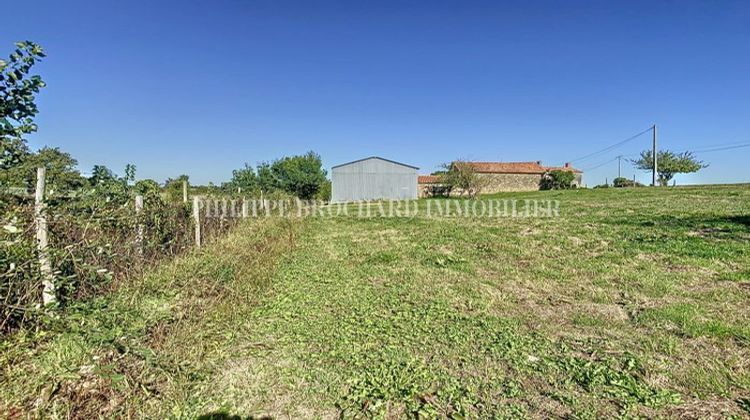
left=418, top=175, right=441, bottom=184
left=462, top=161, right=582, bottom=174
left=544, top=165, right=583, bottom=174
left=419, top=162, right=581, bottom=184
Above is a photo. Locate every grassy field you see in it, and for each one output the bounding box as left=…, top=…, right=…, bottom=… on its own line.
left=2, top=185, right=749, bottom=418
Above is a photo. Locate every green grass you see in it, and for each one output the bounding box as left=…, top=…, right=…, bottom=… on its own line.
left=1, top=185, right=749, bottom=418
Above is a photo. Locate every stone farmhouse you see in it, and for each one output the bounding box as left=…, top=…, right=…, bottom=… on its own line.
left=418, top=161, right=583, bottom=196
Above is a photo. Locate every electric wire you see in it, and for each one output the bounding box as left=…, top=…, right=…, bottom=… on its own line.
left=568, top=127, right=653, bottom=164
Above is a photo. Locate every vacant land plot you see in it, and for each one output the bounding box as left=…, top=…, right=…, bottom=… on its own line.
left=2, top=185, right=749, bottom=418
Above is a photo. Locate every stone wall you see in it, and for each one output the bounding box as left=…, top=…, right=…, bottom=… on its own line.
left=419, top=172, right=584, bottom=196
left=418, top=184, right=432, bottom=198
left=478, top=173, right=544, bottom=193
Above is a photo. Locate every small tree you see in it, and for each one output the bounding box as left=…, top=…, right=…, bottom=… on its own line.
left=226, top=163, right=258, bottom=192
left=22, top=147, right=84, bottom=191
left=631, top=150, right=707, bottom=186
left=124, top=164, right=136, bottom=184
left=1, top=41, right=47, bottom=185
left=439, top=161, right=487, bottom=198
left=540, top=170, right=575, bottom=190
left=89, top=165, right=117, bottom=186
left=271, top=151, right=327, bottom=199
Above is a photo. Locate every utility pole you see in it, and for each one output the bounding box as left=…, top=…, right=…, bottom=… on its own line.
left=617, top=155, right=622, bottom=178
left=652, top=124, right=658, bottom=186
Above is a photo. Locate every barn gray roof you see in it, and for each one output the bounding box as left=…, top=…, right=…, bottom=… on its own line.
left=331, top=156, right=419, bottom=170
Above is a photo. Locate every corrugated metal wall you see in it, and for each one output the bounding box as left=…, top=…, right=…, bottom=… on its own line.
left=331, top=157, right=418, bottom=202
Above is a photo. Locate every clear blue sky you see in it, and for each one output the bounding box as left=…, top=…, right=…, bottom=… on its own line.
left=3, top=0, right=749, bottom=186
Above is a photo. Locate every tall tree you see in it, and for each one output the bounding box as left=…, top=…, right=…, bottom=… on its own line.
left=631, top=150, right=707, bottom=186
left=0, top=41, right=46, bottom=182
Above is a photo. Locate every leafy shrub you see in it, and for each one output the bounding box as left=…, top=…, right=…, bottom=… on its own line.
left=613, top=177, right=643, bottom=188
left=540, top=170, right=576, bottom=190
left=425, top=184, right=452, bottom=198
left=315, top=179, right=331, bottom=201
left=224, top=152, right=328, bottom=200
left=0, top=185, right=201, bottom=332
left=0, top=202, right=38, bottom=330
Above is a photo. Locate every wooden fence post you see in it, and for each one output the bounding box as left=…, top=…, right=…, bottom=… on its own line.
left=193, top=196, right=201, bottom=248
left=34, top=167, right=55, bottom=305
left=182, top=181, right=188, bottom=203
left=135, top=195, right=144, bottom=256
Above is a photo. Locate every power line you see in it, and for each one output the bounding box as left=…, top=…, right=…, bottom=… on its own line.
left=580, top=139, right=749, bottom=171
left=582, top=156, right=619, bottom=172
left=568, top=127, right=653, bottom=164
left=690, top=139, right=750, bottom=149
left=688, top=142, right=750, bottom=154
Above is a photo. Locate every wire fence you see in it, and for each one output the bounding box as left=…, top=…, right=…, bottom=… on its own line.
left=0, top=174, right=243, bottom=333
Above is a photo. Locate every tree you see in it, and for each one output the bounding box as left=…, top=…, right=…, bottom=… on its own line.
left=439, top=160, right=487, bottom=198
left=124, top=163, right=136, bottom=184
left=256, top=161, right=276, bottom=192
left=0, top=146, right=84, bottom=191
left=1, top=41, right=46, bottom=176
left=540, top=170, right=575, bottom=190
left=631, top=150, right=707, bottom=186
left=23, top=147, right=84, bottom=191
left=270, top=151, right=327, bottom=199
left=89, top=165, right=117, bottom=186
left=227, top=163, right=258, bottom=192
left=225, top=152, right=328, bottom=199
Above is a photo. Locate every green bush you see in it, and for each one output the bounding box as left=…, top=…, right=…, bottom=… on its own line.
left=613, top=177, right=643, bottom=188
left=224, top=152, right=328, bottom=200
left=540, top=170, right=576, bottom=190
left=316, top=179, right=331, bottom=201
left=0, top=185, right=194, bottom=332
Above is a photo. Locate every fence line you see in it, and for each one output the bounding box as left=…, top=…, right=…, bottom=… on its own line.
left=3, top=178, right=253, bottom=331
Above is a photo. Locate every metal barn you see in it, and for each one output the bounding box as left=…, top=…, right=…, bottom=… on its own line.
left=331, top=157, right=419, bottom=202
